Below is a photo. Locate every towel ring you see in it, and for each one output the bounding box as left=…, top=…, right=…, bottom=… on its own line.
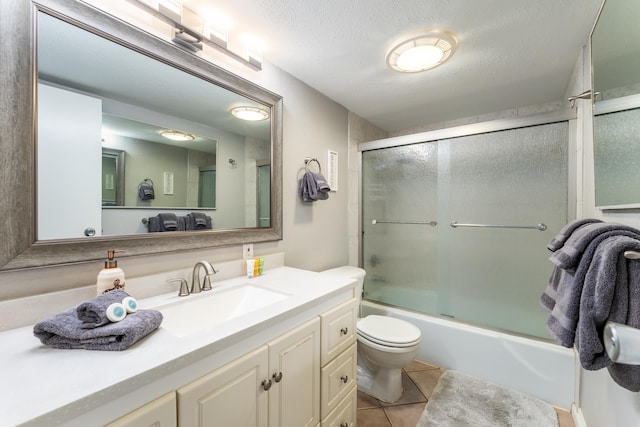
left=305, top=158, right=321, bottom=173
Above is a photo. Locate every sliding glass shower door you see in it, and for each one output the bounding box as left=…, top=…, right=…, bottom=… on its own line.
left=361, top=121, right=568, bottom=339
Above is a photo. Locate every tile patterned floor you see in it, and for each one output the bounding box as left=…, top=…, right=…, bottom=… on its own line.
left=356, top=360, right=575, bottom=427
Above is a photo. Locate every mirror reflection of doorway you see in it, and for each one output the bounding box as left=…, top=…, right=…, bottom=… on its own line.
left=257, top=163, right=270, bottom=227
left=198, top=166, right=216, bottom=208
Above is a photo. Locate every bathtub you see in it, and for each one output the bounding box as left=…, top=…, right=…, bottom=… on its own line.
left=361, top=300, right=576, bottom=409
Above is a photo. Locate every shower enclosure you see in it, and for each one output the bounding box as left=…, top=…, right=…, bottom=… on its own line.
left=361, top=119, right=569, bottom=339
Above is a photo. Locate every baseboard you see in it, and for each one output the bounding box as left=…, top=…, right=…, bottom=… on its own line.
left=571, top=404, right=588, bottom=427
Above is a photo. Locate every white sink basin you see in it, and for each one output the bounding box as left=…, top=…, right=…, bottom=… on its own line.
left=159, top=284, right=290, bottom=337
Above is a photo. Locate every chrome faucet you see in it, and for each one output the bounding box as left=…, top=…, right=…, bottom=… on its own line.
left=191, top=260, right=217, bottom=293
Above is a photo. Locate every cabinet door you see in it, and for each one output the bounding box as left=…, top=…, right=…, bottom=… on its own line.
left=268, top=317, right=321, bottom=427
left=105, top=392, right=176, bottom=427
left=177, top=346, right=269, bottom=427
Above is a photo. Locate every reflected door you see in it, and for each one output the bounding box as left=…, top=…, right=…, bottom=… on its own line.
left=37, top=83, right=102, bottom=239
left=198, top=169, right=216, bottom=208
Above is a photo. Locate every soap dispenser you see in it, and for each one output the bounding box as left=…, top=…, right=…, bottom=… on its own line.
left=97, top=250, right=126, bottom=295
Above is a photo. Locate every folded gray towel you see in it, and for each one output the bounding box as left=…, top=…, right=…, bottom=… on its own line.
left=546, top=218, right=602, bottom=252
left=34, top=308, right=162, bottom=351
left=76, top=290, right=130, bottom=329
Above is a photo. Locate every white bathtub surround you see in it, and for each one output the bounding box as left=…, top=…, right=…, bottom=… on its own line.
left=361, top=301, right=575, bottom=409
left=0, top=264, right=355, bottom=426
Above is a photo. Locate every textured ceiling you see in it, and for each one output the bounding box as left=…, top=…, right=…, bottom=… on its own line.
left=184, top=0, right=603, bottom=132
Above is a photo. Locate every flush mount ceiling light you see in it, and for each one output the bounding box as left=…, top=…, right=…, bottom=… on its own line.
left=161, top=130, right=195, bottom=141
left=230, top=106, right=270, bottom=121
left=386, top=31, right=457, bottom=73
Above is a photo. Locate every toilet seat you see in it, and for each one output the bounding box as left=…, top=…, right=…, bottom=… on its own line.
left=357, top=315, right=421, bottom=348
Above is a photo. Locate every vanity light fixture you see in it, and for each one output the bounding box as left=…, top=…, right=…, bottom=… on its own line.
left=161, top=130, right=195, bottom=141
left=230, top=106, right=270, bottom=121
left=127, top=0, right=262, bottom=70
left=386, top=31, right=457, bottom=73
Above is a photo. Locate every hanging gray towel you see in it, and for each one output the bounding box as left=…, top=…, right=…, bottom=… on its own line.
left=138, top=178, right=155, bottom=201
left=299, top=171, right=330, bottom=202
left=186, top=212, right=212, bottom=230
left=549, top=222, right=640, bottom=270
left=546, top=218, right=603, bottom=252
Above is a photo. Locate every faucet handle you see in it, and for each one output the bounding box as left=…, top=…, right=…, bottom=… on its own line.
left=201, top=275, right=213, bottom=291
left=168, top=278, right=189, bottom=297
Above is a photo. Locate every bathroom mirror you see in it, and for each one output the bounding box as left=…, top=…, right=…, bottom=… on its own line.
left=0, top=0, right=282, bottom=270
left=592, top=0, right=640, bottom=207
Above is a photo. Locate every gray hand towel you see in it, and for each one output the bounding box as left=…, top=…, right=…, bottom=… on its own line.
left=34, top=308, right=163, bottom=351
left=186, top=212, right=211, bottom=230
left=158, top=213, right=179, bottom=231
left=549, top=223, right=640, bottom=270
left=299, top=171, right=330, bottom=202
left=543, top=228, right=640, bottom=320
left=76, top=290, right=130, bottom=329
left=576, top=236, right=640, bottom=378
left=546, top=218, right=603, bottom=252
left=543, top=235, right=603, bottom=347
left=607, top=261, right=640, bottom=391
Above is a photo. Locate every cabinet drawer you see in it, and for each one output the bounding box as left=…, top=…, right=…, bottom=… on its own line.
left=321, top=343, right=357, bottom=418
left=321, top=386, right=356, bottom=427
left=105, top=392, right=176, bottom=427
left=321, top=299, right=357, bottom=366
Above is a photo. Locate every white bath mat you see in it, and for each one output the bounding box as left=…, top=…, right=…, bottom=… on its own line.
left=417, top=370, right=559, bottom=427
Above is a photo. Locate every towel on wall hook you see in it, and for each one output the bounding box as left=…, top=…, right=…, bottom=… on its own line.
left=299, top=158, right=330, bottom=202
left=138, top=178, right=155, bottom=201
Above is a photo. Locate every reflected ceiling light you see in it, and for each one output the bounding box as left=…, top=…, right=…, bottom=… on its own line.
left=161, top=130, right=195, bottom=141
left=386, top=31, right=457, bottom=73
left=230, top=106, right=270, bottom=121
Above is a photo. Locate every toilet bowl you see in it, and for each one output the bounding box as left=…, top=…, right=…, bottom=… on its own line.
left=321, top=266, right=422, bottom=402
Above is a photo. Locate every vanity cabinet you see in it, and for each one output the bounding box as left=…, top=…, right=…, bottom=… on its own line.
left=177, top=317, right=321, bottom=427
left=105, top=392, right=177, bottom=427
left=319, top=299, right=358, bottom=427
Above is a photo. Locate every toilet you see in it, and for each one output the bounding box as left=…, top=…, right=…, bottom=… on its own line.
left=321, top=266, right=422, bottom=402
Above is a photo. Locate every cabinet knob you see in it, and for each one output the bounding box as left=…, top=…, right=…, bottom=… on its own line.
left=340, top=423, right=348, bottom=427
left=340, top=327, right=349, bottom=335
left=272, top=371, right=283, bottom=383
left=340, top=375, right=349, bottom=384
left=261, top=379, right=272, bottom=391
left=84, top=227, right=96, bottom=237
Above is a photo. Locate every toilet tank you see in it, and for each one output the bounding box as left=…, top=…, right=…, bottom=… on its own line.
left=321, top=266, right=366, bottom=302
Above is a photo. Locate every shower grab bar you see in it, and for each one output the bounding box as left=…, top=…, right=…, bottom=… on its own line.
left=450, top=221, right=547, bottom=231
left=371, top=219, right=437, bottom=226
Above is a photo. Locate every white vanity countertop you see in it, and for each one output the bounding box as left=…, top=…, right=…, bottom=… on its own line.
left=0, top=266, right=355, bottom=427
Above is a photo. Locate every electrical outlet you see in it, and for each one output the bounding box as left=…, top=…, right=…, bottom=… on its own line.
left=243, top=244, right=254, bottom=259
